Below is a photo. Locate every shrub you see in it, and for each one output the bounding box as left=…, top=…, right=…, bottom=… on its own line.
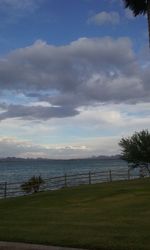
left=21, top=176, right=45, bottom=194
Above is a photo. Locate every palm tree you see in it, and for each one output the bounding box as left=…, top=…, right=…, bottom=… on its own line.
left=123, top=0, right=150, bottom=47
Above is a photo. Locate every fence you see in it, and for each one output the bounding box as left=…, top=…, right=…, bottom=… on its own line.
left=0, top=168, right=149, bottom=199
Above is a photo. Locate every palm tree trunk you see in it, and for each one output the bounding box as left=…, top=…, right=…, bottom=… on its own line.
left=147, top=0, right=150, bottom=47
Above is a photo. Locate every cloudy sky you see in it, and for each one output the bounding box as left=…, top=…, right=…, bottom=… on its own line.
left=0, top=0, right=149, bottom=159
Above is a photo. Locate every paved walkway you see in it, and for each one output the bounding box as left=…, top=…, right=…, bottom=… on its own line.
left=0, top=242, right=85, bottom=250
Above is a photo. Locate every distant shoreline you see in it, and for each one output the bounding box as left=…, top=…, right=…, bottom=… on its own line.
left=0, top=155, right=121, bottom=162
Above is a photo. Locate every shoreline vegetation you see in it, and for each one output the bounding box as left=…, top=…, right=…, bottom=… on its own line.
left=0, top=178, right=149, bottom=250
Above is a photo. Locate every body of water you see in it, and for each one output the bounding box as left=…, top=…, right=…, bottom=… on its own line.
left=0, top=159, right=128, bottom=183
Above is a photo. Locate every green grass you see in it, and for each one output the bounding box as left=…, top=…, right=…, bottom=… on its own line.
left=0, top=179, right=150, bottom=250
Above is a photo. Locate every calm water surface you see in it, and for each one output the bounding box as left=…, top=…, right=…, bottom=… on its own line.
left=0, top=159, right=128, bottom=183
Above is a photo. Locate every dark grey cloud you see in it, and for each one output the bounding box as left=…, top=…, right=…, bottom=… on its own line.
left=0, top=104, right=79, bottom=121
left=0, top=37, right=148, bottom=121
left=0, top=38, right=136, bottom=91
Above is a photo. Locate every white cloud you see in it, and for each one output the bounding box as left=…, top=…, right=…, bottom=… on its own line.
left=88, top=11, right=120, bottom=25
left=0, top=136, right=119, bottom=159
left=0, top=136, right=89, bottom=159
left=0, top=101, right=150, bottom=158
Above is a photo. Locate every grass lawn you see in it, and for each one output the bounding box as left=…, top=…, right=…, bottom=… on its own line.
left=0, top=178, right=150, bottom=250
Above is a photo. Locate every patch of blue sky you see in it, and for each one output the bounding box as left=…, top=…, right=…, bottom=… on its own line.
left=127, top=110, right=150, bottom=118
left=0, top=89, right=59, bottom=106
left=0, top=90, right=34, bottom=105
left=0, top=0, right=147, bottom=55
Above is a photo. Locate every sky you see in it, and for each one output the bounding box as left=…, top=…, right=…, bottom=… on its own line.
left=0, top=0, right=150, bottom=159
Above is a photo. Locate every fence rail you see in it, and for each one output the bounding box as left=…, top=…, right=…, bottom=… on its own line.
left=0, top=168, right=149, bottom=199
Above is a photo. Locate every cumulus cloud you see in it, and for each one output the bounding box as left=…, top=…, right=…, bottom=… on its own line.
left=88, top=11, right=120, bottom=25
left=0, top=37, right=149, bottom=121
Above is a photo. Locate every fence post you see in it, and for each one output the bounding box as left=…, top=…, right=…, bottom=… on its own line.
left=109, top=170, right=112, bottom=182
left=64, top=174, right=67, bottom=187
left=128, top=169, right=130, bottom=180
left=4, top=182, right=7, bottom=198
left=89, top=171, right=91, bottom=184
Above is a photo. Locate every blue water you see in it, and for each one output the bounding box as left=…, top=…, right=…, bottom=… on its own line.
left=0, top=159, right=128, bottom=183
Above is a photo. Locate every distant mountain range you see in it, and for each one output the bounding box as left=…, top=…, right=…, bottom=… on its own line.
left=90, top=154, right=121, bottom=160
left=0, top=155, right=121, bottom=162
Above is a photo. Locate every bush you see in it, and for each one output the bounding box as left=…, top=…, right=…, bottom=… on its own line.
left=21, top=176, right=45, bottom=194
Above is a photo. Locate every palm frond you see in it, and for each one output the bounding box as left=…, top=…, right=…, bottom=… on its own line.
left=123, top=0, right=147, bottom=16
